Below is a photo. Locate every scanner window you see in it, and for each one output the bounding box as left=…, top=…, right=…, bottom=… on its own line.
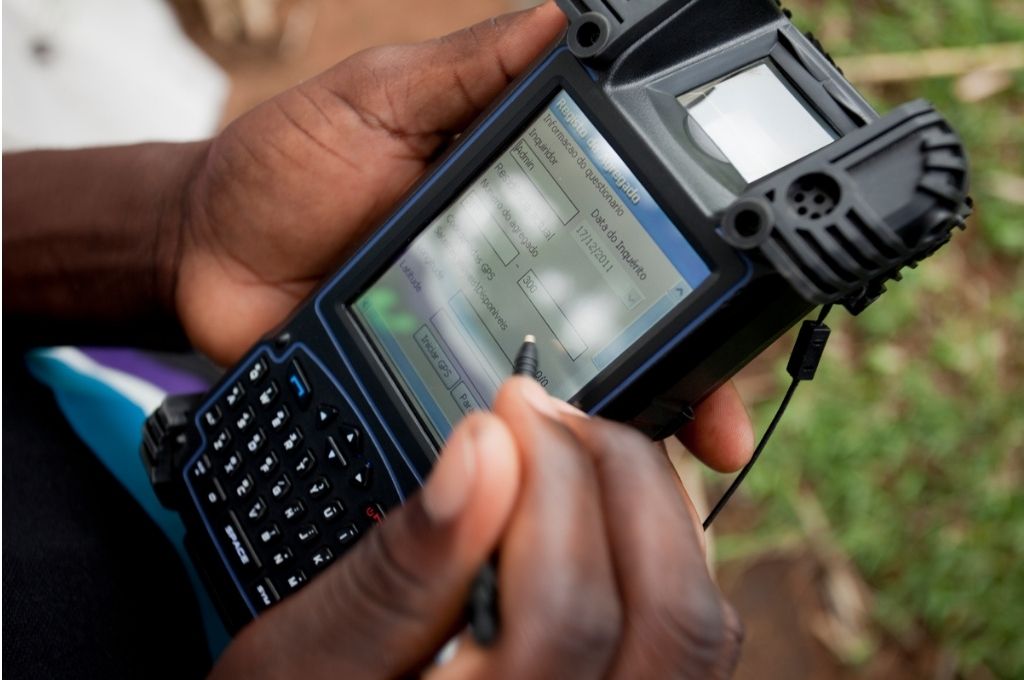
left=677, top=62, right=836, bottom=183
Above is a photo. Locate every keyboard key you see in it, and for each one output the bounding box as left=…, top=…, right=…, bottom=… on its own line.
left=321, top=500, right=345, bottom=522
left=297, top=524, right=319, bottom=544
left=314, top=404, right=338, bottom=429
left=350, top=462, right=372, bottom=490
left=310, top=547, right=335, bottom=571
left=257, top=451, right=279, bottom=477
left=363, top=502, right=386, bottom=526
left=286, top=358, right=312, bottom=409
left=225, top=382, right=245, bottom=409
left=221, top=513, right=259, bottom=572
left=270, top=474, right=292, bottom=500
left=251, top=578, right=279, bottom=611
left=337, top=524, right=360, bottom=547
left=325, top=436, right=348, bottom=468
left=202, top=405, right=222, bottom=429
left=294, top=449, right=316, bottom=478
left=234, top=474, right=255, bottom=499
left=211, top=429, right=231, bottom=453
left=257, top=523, right=281, bottom=546
left=338, top=424, right=362, bottom=453
left=198, top=478, right=226, bottom=510
left=234, top=406, right=255, bottom=432
left=245, top=429, right=267, bottom=454
left=283, top=570, right=307, bottom=592
left=281, top=427, right=303, bottom=453
left=189, top=455, right=212, bottom=483
left=221, top=452, right=243, bottom=477
left=245, top=496, right=267, bottom=523
left=247, top=356, right=269, bottom=384
left=269, top=405, right=290, bottom=432
left=258, top=381, right=279, bottom=408
left=282, top=499, right=306, bottom=523
left=270, top=547, right=293, bottom=567
left=308, top=476, right=331, bottom=500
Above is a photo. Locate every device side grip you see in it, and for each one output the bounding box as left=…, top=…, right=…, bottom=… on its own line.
left=719, top=100, right=971, bottom=313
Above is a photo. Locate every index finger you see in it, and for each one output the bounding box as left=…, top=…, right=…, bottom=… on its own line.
left=433, top=377, right=623, bottom=680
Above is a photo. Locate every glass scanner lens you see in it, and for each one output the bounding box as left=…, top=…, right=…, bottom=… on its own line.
left=678, top=62, right=836, bottom=182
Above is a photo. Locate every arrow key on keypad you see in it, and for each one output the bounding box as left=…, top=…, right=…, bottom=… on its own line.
left=338, top=424, right=361, bottom=453
left=325, top=436, right=348, bottom=468
left=315, top=404, right=338, bottom=429
left=350, top=462, right=372, bottom=490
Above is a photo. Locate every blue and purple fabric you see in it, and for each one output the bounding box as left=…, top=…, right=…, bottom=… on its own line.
left=26, top=346, right=231, bottom=657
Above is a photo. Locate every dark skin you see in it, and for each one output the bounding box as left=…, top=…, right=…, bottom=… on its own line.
left=210, top=380, right=744, bottom=679
left=4, top=3, right=751, bottom=677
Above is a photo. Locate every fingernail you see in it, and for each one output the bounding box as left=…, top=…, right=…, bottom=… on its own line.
left=517, top=379, right=561, bottom=418
left=516, top=378, right=588, bottom=419
left=422, top=420, right=479, bottom=524
left=552, top=399, right=589, bottom=418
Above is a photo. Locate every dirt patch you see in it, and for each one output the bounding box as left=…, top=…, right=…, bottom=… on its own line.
left=719, top=552, right=947, bottom=680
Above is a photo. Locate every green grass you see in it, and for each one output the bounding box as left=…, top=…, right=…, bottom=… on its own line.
left=716, top=1, right=1024, bottom=676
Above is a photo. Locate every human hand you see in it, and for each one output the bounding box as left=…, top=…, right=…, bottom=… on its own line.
left=181, top=10, right=749, bottom=672
left=209, top=378, right=743, bottom=680
left=173, top=0, right=753, bottom=464
left=175, top=4, right=567, bottom=366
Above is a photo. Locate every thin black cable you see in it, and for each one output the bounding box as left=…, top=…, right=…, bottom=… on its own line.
left=702, top=379, right=798, bottom=530
left=815, top=304, right=833, bottom=325
left=702, top=304, right=832, bottom=530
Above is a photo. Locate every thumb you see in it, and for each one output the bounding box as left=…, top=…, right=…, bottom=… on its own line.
left=211, top=413, right=521, bottom=679
left=318, top=2, right=566, bottom=141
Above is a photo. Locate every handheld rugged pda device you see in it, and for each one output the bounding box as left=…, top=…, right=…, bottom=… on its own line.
left=143, top=0, right=970, bottom=632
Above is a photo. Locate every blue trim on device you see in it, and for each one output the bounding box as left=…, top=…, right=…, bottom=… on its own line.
left=548, top=94, right=711, bottom=288
left=592, top=289, right=678, bottom=371
left=183, top=342, right=405, bottom=618
left=311, top=47, right=571, bottom=472
left=591, top=253, right=753, bottom=413
left=307, top=41, right=752, bottom=426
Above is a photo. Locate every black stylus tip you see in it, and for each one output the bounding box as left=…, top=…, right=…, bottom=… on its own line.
left=513, top=335, right=538, bottom=378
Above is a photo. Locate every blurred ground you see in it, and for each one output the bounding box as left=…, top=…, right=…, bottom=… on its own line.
left=173, top=1, right=1023, bottom=678
left=172, top=0, right=532, bottom=125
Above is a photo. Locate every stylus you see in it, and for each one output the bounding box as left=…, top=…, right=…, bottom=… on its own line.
left=467, top=335, right=538, bottom=645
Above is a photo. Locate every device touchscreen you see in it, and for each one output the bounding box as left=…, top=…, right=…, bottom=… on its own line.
left=352, top=91, right=710, bottom=440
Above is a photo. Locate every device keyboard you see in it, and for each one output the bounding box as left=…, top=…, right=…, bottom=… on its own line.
left=185, top=347, right=402, bottom=613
